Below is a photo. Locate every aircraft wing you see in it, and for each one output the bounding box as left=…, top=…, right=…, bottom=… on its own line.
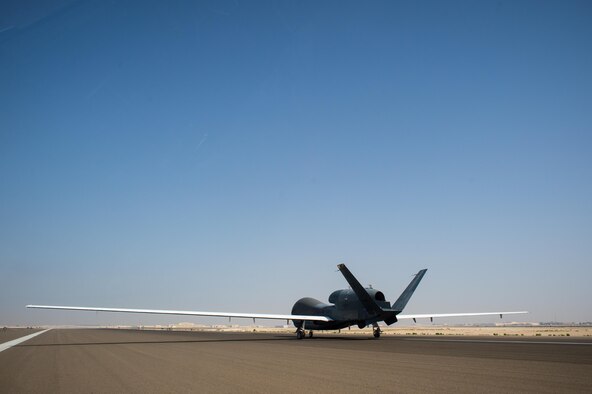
left=26, top=305, right=332, bottom=322
left=397, top=311, right=528, bottom=320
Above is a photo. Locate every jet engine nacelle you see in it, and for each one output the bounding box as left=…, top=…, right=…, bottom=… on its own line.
left=328, top=288, right=388, bottom=305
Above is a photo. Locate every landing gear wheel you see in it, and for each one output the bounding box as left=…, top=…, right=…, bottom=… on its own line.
left=308, top=331, right=313, bottom=338
left=296, top=329, right=305, bottom=340
left=373, top=329, right=381, bottom=339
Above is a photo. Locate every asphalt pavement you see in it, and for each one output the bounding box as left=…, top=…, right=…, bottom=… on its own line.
left=1, top=329, right=590, bottom=393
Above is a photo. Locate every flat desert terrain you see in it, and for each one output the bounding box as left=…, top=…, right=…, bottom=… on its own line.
left=137, top=324, right=592, bottom=338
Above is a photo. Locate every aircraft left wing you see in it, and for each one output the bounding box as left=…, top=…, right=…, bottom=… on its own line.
left=26, top=305, right=332, bottom=322
left=397, top=311, right=528, bottom=321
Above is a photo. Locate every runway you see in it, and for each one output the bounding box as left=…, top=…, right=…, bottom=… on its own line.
left=0, top=329, right=49, bottom=353
left=1, top=329, right=591, bottom=393
left=0, top=328, right=43, bottom=344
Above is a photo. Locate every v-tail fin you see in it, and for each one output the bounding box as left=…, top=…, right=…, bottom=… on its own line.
left=336, top=264, right=383, bottom=315
left=392, top=269, right=427, bottom=312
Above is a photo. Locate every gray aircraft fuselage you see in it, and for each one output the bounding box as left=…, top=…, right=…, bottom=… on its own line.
left=291, top=264, right=427, bottom=332
left=291, top=289, right=392, bottom=330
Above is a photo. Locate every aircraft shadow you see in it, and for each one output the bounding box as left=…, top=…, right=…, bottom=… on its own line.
left=18, top=335, right=374, bottom=347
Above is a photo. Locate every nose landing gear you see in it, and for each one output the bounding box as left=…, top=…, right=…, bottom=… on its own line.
left=296, top=328, right=305, bottom=340
left=296, top=320, right=308, bottom=340
left=296, top=328, right=314, bottom=339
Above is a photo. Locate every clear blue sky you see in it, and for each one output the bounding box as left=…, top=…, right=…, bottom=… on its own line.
left=1, top=0, right=591, bottom=326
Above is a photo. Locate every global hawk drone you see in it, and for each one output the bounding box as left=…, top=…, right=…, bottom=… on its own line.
left=28, top=264, right=527, bottom=339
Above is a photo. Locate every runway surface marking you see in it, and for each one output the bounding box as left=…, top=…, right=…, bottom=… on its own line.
left=0, top=329, right=51, bottom=353
left=403, top=338, right=592, bottom=346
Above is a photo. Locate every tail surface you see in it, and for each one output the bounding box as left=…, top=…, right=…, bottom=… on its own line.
left=336, top=263, right=383, bottom=315
left=392, top=269, right=427, bottom=312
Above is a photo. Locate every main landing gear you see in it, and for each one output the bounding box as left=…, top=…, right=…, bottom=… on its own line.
left=372, top=324, right=381, bottom=339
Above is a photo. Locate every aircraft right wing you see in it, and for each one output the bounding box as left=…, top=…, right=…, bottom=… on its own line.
left=397, top=311, right=528, bottom=321
left=26, top=305, right=332, bottom=322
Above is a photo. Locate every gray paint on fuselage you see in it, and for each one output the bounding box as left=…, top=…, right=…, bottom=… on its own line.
left=291, top=288, right=394, bottom=330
